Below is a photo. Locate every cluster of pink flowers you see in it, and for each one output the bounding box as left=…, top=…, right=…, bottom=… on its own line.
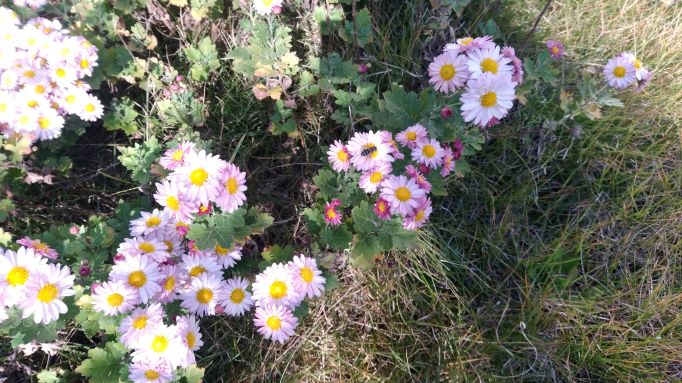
left=0, top=7, right=103, bottom=145
left=428, top=36, right=523, bottom=127
left=604, top=52, right=651, bottom=92
left=0, top=245, right=74, bottom=325
left=327, top=130, right=464, bottom=230
left=86, top=142, right=324, bottom=381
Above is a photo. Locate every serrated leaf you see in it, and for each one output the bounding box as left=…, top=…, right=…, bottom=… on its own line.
left=313, top=169, right=339, bottom=199
left=320, top=225, right=352, bottom=250
left=117, top=137, right=162, bottom=185
left=302, top=208, right=324, bottom=236
left=350, top=235, right=381, bottom=270
left=261, top=245, right=295, bottom=266
left=37, top=369, right=64, bottom=383
left=351, top=201, right=380, bottom=234
left=75, top=342, right=127, bottom=383
left=179, top=366, right=205, bottom=383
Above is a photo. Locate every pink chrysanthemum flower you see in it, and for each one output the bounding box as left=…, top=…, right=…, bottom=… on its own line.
left=501, top=46, right=524, bottom=84
left=176, top=315, right=203, bottom=365
left=405, top=165, right=432, bottom=193
left=154, top=180, right=198, bottom=224
left=159, top=141, right=196, bottom=170
left=129, top=209, right=168, bottom=238
left=16, top=237, right=58, bottom=259
left=546, top=40, right=565, bottom=60
left=460, top=73, right=517, bottom=127
left=467, top=46, right=514, bottom=80
left=180, top=254, right=221, bottom=280
left=412, top=138, right=445, bottom=169
left=155, top=265, right=181, bottom=304
left=128, top=358, right=173, bottom=383
left=119, top=303, right=165, bottom=348
left=211, top=244, right=242, bottom=269
left=380, top=175, right=427, bottom=217
left=603, top=54, right=636, bottom=89
left=19, top=263, right=74, bottom=324
left=323, top=200, right=343, bottom=225
left=327, top=140, right=350, bottom=172
left=218, top=276, right=253, bottom=316
left=117, top=237, right=170, bottom=264
left=180, top=272, right=223, bottom=317
left=346, top=131, right=394, bottom=171
left=92, top=280, right=140, bottom=316
left=619, top=52, right=648, bottom=81
left=403, top=198, right=432, bottom=230
left=252, top=263, right=303, bottom=309
left=428, top=51, right=470, bottom=94
left=0, top=247, right=48, bottom=306
left=440, top=147, right=456, bottom=177
left=444, top=36, right=496, bottom=55
left=254, top=304, right=298, bottom=344
left=197, top=203, right=213, bottom=216
left=395, top=124, right=428, bottom=149
left=359, top=162, right=392, bottom=194
left=172, top=150, right=224, bottom=206
left=373, top=198, right=392, bottom=220
left=214, top=163, right=247, bottom=213
left=380, top=131, right=405, bottom=160
left=288, top=255, right=326, bottom=298
left=110, top=255, right=163, bottom=304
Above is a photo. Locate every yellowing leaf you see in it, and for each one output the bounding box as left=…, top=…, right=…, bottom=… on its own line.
left=254, top=64, right=278, bottom=78
left=560, top=89, right=574, bottom=112
left=268, top=86, right=283, bottom=100
left=279, top=52, right=300, bottom=68
left=583, top=103, right=602, bottom=120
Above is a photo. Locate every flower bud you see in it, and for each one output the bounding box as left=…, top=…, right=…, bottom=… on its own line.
left=440, top=106, right=453, bottom=118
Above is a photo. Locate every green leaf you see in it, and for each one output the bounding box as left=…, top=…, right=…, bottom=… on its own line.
left=183, top=37, right=221, bottom=81
left=322, top=272, right=340, bottom=292
left=378, top=219, right=418, bottom=251
left=243, top=207, right=274, bottom=235
left=313, top=6, right=344, bottom=35
left=351, top=201, right=380, bottom=234
left=439, top=0, right=472, bottom=16
left=313, top=169, right=340, bottom=200
left=0, top=198, right=15, bottom=222
left=190, top=0, right=216, bottom=20
left=292, top=300, right=309, bottom=319
left=75, top=342, right=127, bottom=383
left=37, top=369, right=65, bottom=383
left=303, top=208, right=325, bottom=236
left=339, top=8, right=373, bottom=48
left=179, top=366, right=205, bottom=383
left=350, top=235, right=382, bottom=270
left=103, top=97, right=139, bottom=135
left=260, top=244, right=295, bottom=270
left=320, top=225, right=353, bottom=251
left=116, top=137, right=162, bottom=185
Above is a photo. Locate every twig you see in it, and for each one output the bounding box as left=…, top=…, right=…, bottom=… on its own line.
left=521, top=0, right=553, bottom=53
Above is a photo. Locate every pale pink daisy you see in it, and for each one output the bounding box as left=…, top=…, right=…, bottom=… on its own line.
left=16, top=237, right=58, bottom=259
left=288, top=255, right=325, bottom=298
left=460, top=73, right=517, bottom=127
left=180, top=254, right=221, bottom=280
left=444, top=36, right=495, bottom=54
left=254, top=304, right=298, bottom=344
left=253, top=0, right=283, bottom=15
left=117, top=237, right=170, bottom=263
left=92, top=280, right=140, bottom=316
left=395, top=124, right=428, bottom=149
left=211, top=244, right=242, bottom=269
left=119, top=303, right=165, bottom=348
left=467, top=46, right=514, bottom=79
left=155, top=265, right=181, bottom=303
left=159, top=141, right=196, bottom=170
left=440, top=147, right=456, bottom=177
left=110, top=255, right=163, bottom=304
left=153, top=179, right=197, bottom=223
left=546, top=40, right=565, bottom=60
left=19, top=264, right=74, bottom=324
left=346, top=131, right=394, bottom=171
left=603, top=54, right=636, bottom=89
left=619, top=52, right=648, bottom=81
left=252, top=263, right=303, bottom=309
left=501, top=46, right=524, bottom=84
left=128, top=358, right=173, bottom=383
left=176, top=315, right=203, bottom=365
left=214, top=163, right=247, bottom=213
left=131, top=324, right=188, bottom=369
left=129, top=209, right=169, bottom=237
left=380, top=175, right=426, bottom=217
left=405, top=165, right=432, bottom=193
left=180, top=272, right=223, bottom=317
left=0, top=247, right=48, bottom=306
left=403, top=198, right=432, bottom=230
left=359, top=162, right=392, bottom=193
left=172, top=150, right=224, bottom=206
left=218, top=276, right=253, bottom=316
left=428, top=51, right=470, bottom=93
left=327, top=140, right=350, bottom=172
left=412, top=138, right=445, bottom=169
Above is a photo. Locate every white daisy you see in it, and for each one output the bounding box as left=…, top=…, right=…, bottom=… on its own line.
left=116, top=237, right=170, bottom=264
left=252, top=263, right=303, bottom=309
left=35, top=108, right=65, bottom=141
left=77, top=94, right=103, bottom=122
left=428, top=51, right=470, bottom=93
left=19, top=264, right=75, bottom=324
left=131, top=323, right=188, bottom=369
left=460, top=72, right=516, bottom=127
left=218, top=276, right=253, bottom=316
left=288, top=255, right=325, bottom=298
left=379, top=174, right=427, bottom=217
left=603, top=54, right=636, bottom=89
left=211, top=244, right=242, bottom=269
left=129, top=209, right=168, bottom=237
left=128, top=358, right=173, bottom=383
left=172, top=150, right=224, bottom=206
left=326, top=140, right=350, bottom=172
left=179, top=272, right=223, bottom=317
left=153, top=179, right=197, bottom=223
left=110, top=255, right=163, bottom=304
left=119, top=303, right=165, bottom=348
left=346, top=131, right=394, bottom=171
left=254, top=304, right=298, bottom=344
left=253, top=0, right=283, bottom=15
left=411, top=138, right=445, bottom=169
left=180, top=254, right=221, bottom=280
left=92, top=280, right=140, bottom=316
left=176, top=315, right=203, bottom=365
left=358, top=162, right=392, bottom=194
left=0, top=247, right=48, bottom=306
left=466, top=46, right=514, bottom=80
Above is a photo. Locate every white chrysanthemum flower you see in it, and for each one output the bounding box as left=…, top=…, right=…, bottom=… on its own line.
left=254, top=304, right=298, bottom=344
left=131, top=323, right=188, bottom=369
left=129, top=209, right=169, bottom=237
left=619, top=52, right=647, bottom=81
left=180, top=254, right=221, bottom=280
left=176, top=315, right=203, bottom=364
left=460, top=72, right=516, bottom=127
left=172, top=150, right=224, bottom=206
left=213, top=163, right=247, bottom=213
left=379, top=174, right=427, bottom=217
left=211, top=244, right=242, bottom=269
left=358, top=162, right=392, bottom=194
left=155, top=265, right=181, bottom=304
left=428, top=51, right=470, bottom=93
left=57, top=86, right=89, bottom=114
left=411, top=138, right=445, bottom=169
left=179, top=272, right=223, bottom=317
left=326, top=140, right=350, bottom=172
left=153, top=179, right=197, bottom=223
left=19, top=264, right=74, bottom=324
left=466, top=46, right=513, bottom=80
left=116, top=237, right=170, bottom=264
left=395, top=123, right=428, bottom=149
left=346, top=131, right=395, bottom=171
left=119, top=303, right=165, bottom=348
left=0, top=91, right=16, bottom=123
left=603, top=54, right=636, bottom=89
left=0, top=247, right=48, bottom=306
left=288, top=255, right=325, bottom=299
left=77, top=94, right=103, bottom=121
left=92, top=280, right=140, bottom=316
left=110, top=255, right=163, bottom=304
left=253, top=0, right=283, bottom=15
left=252, top=263, right=303, bottom=309
left=35, top=108, right=65, bottom=140
left=218, top=276, right=253, bottom=316
left=128, top=358, right=173, bottom=383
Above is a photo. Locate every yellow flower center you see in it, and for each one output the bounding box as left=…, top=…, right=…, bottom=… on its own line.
left=84, top=103, right=95, bottom=113
left=151, top=335, right=169, bottom=353
left=107, top=293, right=124, bottom=307
left=23, top=70, right=35, bottom=79
left=377, top=201, right=387, bottom=213
left=37, top=283, right=59, bottom=303
left=163, top=276, right=175, bottom=292
left=144, top=370, right=160, bottom=380
left=18, top=115, right=30, bottom=125
left=300, top=267, right=314, bottom=283
left=226, top=178, right=238, bottom=194
left=551, top=46, right=559, bottom=55
left=395, top=186, right=411, bottom=202
left=422, top=144, right=436, bottom=158
left=480, top=91, right=497, bottom=108
left=80, top=59, right=90, bottom=69
left=189, top=266, right=207, bottom=277
left=369, top=171, right=383, bottom=184
left=439, top=64, right=456, bottom=81
left=230, top=288, right=245, bottom=304
left=262, top=0, right=273, bottom=6
left=480, top=58, right=499, bottom=74
left=38, top=117, right=51, bottom=130
left=166, top=196, right=180, bottom=211
left=128, top=270, right=147, bottom=288
left=266, top=315, right=281, bottom=330
left=325, top=209, right=337, bottom=220
left=214, top=245, right=229, bottom=256
left=460, top=37, right=473, bottom=46
left=55, top=68, right=66, bottom=78
left=145, top=216, right=161, bottom=228
left=6, top=266, right=29, bottom=286
left=406, top=131, right=417, bottom=141
left=172, top=149, right=184, bottom=161
left=613, top=66, right=626, bottom=78
left=336, top=150, right=348, bottom=162
left=132, top=315, right=147, bottom=329
left=195, top=288, right=213, bottom=304
left=27, top=100, right=39, bottom=108
left=65, top=95, right=76, bottom=104
left=0, top=103, right=6, bottom=112
left=164, top=241, right=174, bottom=252
left=138, top=242, right=155, bottom=253
left=186, top=331, right=196, bottom=349
left=34, top=85, right=45, bottom=94
left=633, top=59, right=642, bottom=70
left=415, top=210, right=426, bottom=222
left=269, top=281, right=287, bottom=299
left=189, top=168, right=208, bottom=186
